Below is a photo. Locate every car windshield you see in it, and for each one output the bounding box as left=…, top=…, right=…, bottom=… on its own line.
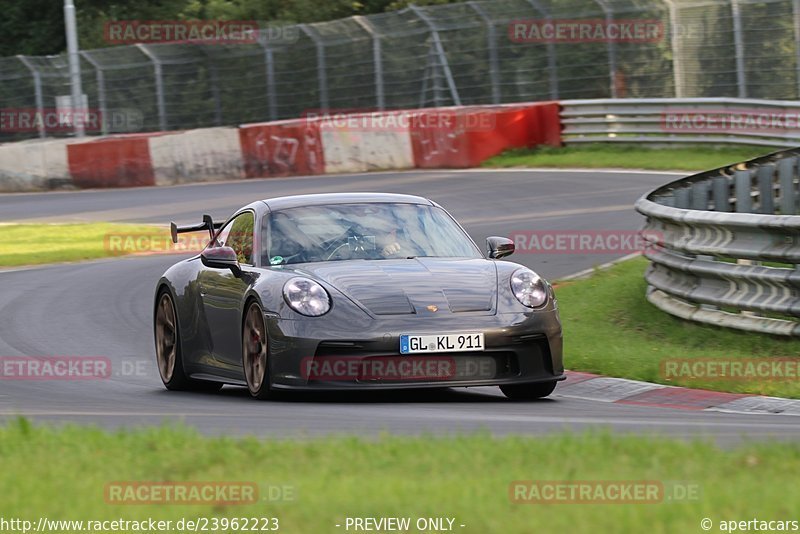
left=262, top=202, right=481, bottom=265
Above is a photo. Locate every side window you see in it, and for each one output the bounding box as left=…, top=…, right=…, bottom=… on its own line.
left=225, top=212, right=256, bottom=265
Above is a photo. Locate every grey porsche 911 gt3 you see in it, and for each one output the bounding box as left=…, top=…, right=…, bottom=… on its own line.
left=154, top=192, right=564, bottom=400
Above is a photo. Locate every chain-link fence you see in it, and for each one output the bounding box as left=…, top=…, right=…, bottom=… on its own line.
left=1, top=0, right=798, bottom=141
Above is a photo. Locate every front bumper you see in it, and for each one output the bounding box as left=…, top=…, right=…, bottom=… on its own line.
left=265, top=310, right=564, bottom=390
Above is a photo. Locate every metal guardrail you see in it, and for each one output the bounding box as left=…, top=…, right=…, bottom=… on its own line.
left=635, top=148, right=800, bottom=336
left=562, top=98, right=800, bottom=147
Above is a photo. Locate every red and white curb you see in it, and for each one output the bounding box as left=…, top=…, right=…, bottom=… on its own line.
left=557, top=371, right=800, bottom=415
left=0, top=103, right=563, bottom=191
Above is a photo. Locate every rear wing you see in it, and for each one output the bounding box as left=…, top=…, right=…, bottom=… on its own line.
left=170, top=214, right=224, bottom=244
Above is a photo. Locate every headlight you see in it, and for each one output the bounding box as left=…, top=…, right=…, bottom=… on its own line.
left=510, top=268, right=548, bottom=308
left=283, top=277, right=331, bottom=316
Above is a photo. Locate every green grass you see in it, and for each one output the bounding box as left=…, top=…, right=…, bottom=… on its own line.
left=0, top=223, right=173, bottom=267
left=556, top=257, right=800, bottom=398
left=482, top=143, right=772, bottom=171
left=1, top=420, right=799, bottom=533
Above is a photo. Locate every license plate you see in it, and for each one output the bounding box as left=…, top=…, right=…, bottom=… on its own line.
left=399, top=333, right=484, bottom=354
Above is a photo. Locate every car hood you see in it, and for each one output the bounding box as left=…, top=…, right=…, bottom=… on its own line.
left=297, top=258, right=497, bottom=316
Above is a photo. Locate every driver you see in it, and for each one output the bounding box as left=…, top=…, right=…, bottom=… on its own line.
left=379, top=229, right=402, bottom=257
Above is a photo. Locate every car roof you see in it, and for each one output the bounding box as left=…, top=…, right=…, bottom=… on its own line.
left=261, top=192, right=434, bottom=211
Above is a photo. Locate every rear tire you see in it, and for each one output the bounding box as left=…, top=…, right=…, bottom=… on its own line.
left=243, top=301, right=276, bottom=400
left=154, top=289, right=222, bottom=392
left=500, top=381, right=557, bottom=400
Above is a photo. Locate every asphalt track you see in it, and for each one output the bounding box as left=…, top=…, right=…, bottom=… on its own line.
left=1, top=168, right=798, bottom=444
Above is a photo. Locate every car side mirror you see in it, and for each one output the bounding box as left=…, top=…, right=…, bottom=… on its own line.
left=201, top=246, right=242, bottom=275
left=487, top=236, right=515, bottom=259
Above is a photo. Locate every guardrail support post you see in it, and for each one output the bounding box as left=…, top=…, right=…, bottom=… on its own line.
left=712, top=175, right=731, bottom=212
left=674, top=187, right=690, bottom=208
left=779, top=157, right=797, bottom=215
left=656, top=193, right=676, bottom=207
left=691, top=181, right=709, bottom=210
left=735, top=169, right=753, bottom=213
left=757, top=164, right=776, bottom=214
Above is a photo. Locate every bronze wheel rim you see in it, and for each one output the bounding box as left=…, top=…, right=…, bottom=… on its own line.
left=243, top=304, right=267, bottom=393
left=155, top=293, right=177, bottom=383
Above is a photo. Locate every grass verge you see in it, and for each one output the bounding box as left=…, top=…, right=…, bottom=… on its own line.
left=1, top=421, right=798, bottom=533
left=555, top=257, right=800, bottom=398
left=0, top=223, right=175, bottom=267
left=482, top=143, right=772, bottom=171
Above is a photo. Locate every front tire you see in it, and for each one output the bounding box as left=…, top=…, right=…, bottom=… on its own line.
left=243, top=301, right=275, bottom=400
left=155, top=289, right=222, bottom=392
left=500, top=381, right=557, bottom=400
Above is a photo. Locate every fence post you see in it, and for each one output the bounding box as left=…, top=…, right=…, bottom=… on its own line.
left=260, top=39, right=278, bottom=121
left=353, top=16, right=385, bottom=110
left=731, top=0, right=747, bottom=98
left=593, top=0, right=618, bottom=98
left=419, top=46, right=432, bottom=108
left=198, top=47, right=222, bottom=126
left=468, top=1, right=501, bottom=105
left=409, top=5, right=462, bottom=106
left=527, top=0, right=559, bottom=99
left=420, top=44, right=444, bottom=107
left=663, top=0, right=684, bottom=98
left=64, top=0, right=84, bottom=137
left=793, top=0, right=800, bottom=98
left=16, top=56, right=45, bottom=139
left=136, top=44, right=167, bottom=131
left=299, top=24, right=329, bottom=110
left=80, top=51, right=108, bottom=136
